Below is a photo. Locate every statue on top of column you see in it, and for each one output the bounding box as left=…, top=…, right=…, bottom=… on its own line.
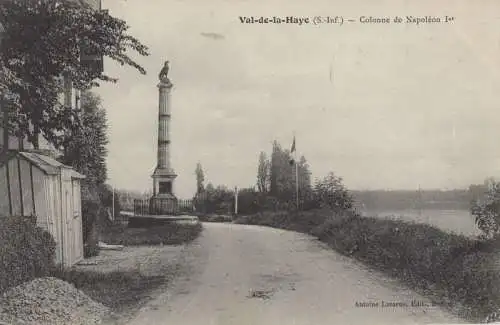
left=159, top=60, right=170, bottom=83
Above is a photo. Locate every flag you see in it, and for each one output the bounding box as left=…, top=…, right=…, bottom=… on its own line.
left=289, top=136, right=296, bottom=166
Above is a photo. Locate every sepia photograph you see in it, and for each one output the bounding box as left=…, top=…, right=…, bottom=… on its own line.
left=0, top=0, right=499, bottom=324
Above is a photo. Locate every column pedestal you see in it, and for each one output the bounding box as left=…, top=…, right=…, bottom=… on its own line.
left=150, top=168, right=178, bottom=215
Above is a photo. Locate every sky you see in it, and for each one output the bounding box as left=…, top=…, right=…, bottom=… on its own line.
left=96, top=0, right=500, bottom=199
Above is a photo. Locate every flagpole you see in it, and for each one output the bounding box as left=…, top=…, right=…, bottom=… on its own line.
left=295, top=149, right=299, bottom=210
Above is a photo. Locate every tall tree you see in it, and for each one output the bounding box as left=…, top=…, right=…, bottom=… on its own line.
left=61, top=90, right=108, bottom=187
left=269, top=140, right=295, bottom=201
left=269, top=141, right=280, bottom=196
left=195, top=162, right=205, bottom=194
left=59, top=90, right=108, bottom=252
left=257, top=151, right=270, bottom=193
left=297, top=155, right=312, bottom=200
left=0, top=0, right=149, bottom=149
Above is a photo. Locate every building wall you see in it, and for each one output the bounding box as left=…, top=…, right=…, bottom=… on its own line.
left=0, top=163, right=8, bottom=214
left=7, top=157, right=21, bottom=215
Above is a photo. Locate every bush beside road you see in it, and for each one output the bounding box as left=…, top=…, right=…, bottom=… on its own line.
left=101, top=222, right=203, bottom=246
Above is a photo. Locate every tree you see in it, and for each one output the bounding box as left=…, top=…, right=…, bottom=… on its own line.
left=471, top=179, right=500, bottom=239
left=0, top=0, right=149, bottom=149
left=203, top=184, right=233, bottom=214
left=257, top=151, right=269, bottom=193
left=269, top=140, right=295, bottom=201
left=297, top=155, right=313, bottom=205
left=237, top=187, right=260, bottom=215
left=59, top=90, right=108, bottom=254
left=313, top=172, right=355, bottom=212
left=195, top=162, right=205, bottom=194
left=61, top=91, right=108, bottom=187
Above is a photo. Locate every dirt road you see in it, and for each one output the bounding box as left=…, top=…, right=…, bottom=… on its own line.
left=125, top=222, right=464, bottom=325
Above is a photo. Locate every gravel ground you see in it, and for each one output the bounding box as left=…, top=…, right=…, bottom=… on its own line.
left=0, top=246, right=190, bottom=325
left=0, top=277, right=110, bottom=325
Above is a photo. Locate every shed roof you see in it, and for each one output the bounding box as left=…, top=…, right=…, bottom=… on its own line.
left=19, top=152, right=86, bottom=179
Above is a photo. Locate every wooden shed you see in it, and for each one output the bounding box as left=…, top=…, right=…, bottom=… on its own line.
left=0, top=150, right=86, bottom=267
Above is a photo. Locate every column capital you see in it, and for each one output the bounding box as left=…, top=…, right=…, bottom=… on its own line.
left=157, top=80, right=173, bottom=89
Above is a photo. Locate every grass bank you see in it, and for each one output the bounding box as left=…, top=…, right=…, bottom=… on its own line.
left=195, top=213, right=233, bottom=223
left=234, top=209, right=500, bottom=322
left=101, top=222, right=203, bottom=246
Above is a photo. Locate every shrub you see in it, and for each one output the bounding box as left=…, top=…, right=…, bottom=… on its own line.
left=101, top=223, right=203, bottom=246
left=194, top=185, right=235, bottom=215
left=0, top=216, right=56, bottom=294
left=471, top=180, right=500, bottom=239
left=313, top=172, right=356, bottom=212
left=197, top=214, right=233, bottom=223
left=236, top=189, right=261, bottom=215
left=317, top=214, right=500, bottom=320
left=81, top=186, right=101, bottom=258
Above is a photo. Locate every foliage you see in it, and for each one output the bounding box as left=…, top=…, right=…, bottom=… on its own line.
left=257, top=151, right=270, bottom=193
left=81, top=185, right=100, bottom=255
left=60, top=90, right=108, bottom=254
left=0, top=0, right=149, bottom=149
left=236, top=187, right=261, bottom=215
left=194, top=184, right=234, bottom=214
left=61, top=91, right=108, bottom=186
left=101, top=223, right=203, bottom=246
left=471, top=179, right=500, bottom=239
left=197, top=214, right=233, bottom=223
left=195, top=162, right=205, bottom=194
left=193, top=182, right=233, bottom=214
left=269, top=140, right=312, bottom=204
left=269, top=141, right=294, bottom=200
left=99, top=184, right=121, bottom=219
left=0, top=216, right=56, bottom=294
left=312, top=172, right=355, bottom=213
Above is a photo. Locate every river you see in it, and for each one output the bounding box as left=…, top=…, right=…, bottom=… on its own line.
left=359, top=208, right=482, bottom=238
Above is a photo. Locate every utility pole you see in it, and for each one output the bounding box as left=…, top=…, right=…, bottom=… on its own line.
left=234, top=186, right=238, bottom=216
left=1, top=95, right=7, bottom=156
left=112, top=186, right=115, bottom=221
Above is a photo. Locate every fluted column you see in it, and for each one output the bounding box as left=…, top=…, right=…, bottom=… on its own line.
left=157, top=80, right=172, bottom=170
left=150, top=69, right=177, bottom=215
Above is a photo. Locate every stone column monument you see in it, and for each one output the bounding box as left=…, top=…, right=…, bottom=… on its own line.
left=149, top=60, right=178, bottom=215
